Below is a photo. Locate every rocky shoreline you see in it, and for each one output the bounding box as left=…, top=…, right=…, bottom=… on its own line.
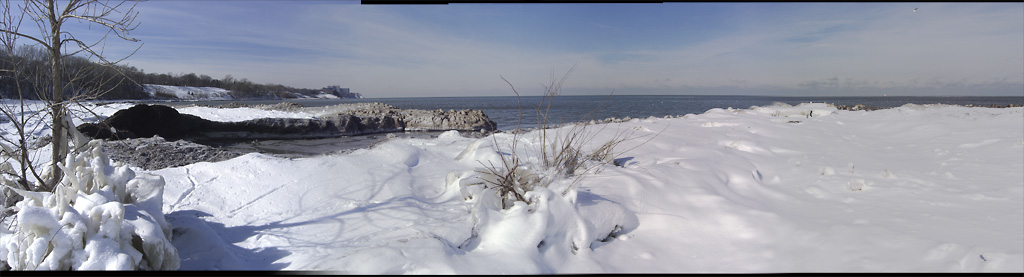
left=79, top=102, right=496, bottom=141
left=219, top=102, right=501, bottom=132
left=102, top=136, right=242, bottom=170
left=78, top=102, right=497, bottom=169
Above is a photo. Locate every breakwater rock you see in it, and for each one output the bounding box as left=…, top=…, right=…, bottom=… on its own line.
left=77, top=103, right=496, bottom=141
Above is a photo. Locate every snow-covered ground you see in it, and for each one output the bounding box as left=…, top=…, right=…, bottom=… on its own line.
left=2, top=101, right=1023, bottom=272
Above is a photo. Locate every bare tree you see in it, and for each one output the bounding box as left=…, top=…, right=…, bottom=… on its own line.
left=0, top=0, right=141, bottom=193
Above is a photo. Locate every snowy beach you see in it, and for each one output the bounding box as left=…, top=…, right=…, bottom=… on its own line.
left=3, top=101, right=1022, bottom=272
left=3, top=0, right=1022, bottom=272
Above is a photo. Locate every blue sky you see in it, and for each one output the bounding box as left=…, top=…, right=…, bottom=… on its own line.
left=76, top=1, right=1024, bottom=97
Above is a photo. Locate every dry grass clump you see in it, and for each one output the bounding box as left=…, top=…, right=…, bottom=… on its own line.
left=478, top=66, right=656, bottom=209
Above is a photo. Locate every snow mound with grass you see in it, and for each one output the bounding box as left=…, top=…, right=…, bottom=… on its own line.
left=0, top=139, right=178, bottom=270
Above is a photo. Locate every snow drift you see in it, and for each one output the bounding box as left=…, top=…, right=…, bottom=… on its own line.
left=143, top=102, right=1022, bottom=272
left=2, top=101, right=1022, bottom=272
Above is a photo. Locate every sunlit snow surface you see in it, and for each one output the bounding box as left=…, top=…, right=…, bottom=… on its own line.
left=4, top=102, right=1023, bottom=272
left=143, top=103, right=1023, bottom=272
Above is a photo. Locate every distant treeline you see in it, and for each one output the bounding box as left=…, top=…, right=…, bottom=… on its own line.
left=1, top=45, right=321, bottom=100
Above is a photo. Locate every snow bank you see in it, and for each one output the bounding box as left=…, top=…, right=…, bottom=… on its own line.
left=438, top=132, right=638, bottom=273
left=174, top=106, right=317, bottom=122
left=307, top=93, right=340, bottom=99
left=749, top=101, right=836, bottom=118
left=143, top=84, right=233, bottom=101
left=0, top=138, right=179, bottom=270
left=0, top=101, right=129, bottom=150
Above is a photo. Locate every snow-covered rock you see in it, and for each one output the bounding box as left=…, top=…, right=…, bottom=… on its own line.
left=401, top=108, right=497, bottom=132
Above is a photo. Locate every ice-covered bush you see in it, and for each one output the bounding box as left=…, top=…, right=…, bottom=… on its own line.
left=0, top=138, right=179, bottom=270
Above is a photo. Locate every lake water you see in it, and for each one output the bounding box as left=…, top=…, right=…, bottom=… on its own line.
left=171, top=95, right=1023, bottom=156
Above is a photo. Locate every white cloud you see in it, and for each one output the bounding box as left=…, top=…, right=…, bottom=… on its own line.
left=121, top=3, right=1022, bottom=97
left=563, top=3, right=1023, bottom=96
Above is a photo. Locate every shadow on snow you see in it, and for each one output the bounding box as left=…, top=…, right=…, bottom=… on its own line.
left=167, top=210, right=292, bottom=270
